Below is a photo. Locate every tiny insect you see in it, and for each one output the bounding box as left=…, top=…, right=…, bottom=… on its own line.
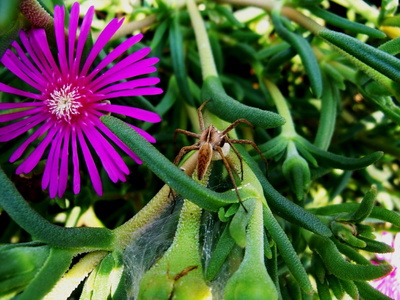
left=173, top=100, right=268, bottom=212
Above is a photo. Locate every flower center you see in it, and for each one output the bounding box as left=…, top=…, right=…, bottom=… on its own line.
left=46, top=84, right=83, bottom=122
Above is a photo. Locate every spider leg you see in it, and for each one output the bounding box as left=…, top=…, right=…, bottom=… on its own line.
left=198, top=100, right=211, bottom=132
left=215, top=146, right=248, bottom=213
left=225, top=138, right=244, bottom=181
left=230, top=139, right=268, bottom=176
left=174, top=129, right=201, bottom=144
left=220, top=119, right=254, bottom=136
left=174, top=145, right=200, bottom=166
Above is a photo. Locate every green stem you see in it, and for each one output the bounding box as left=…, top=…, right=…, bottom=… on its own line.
left=263, top=79, right=296, bottom=138
left=187, top=0, right=218, bottom=79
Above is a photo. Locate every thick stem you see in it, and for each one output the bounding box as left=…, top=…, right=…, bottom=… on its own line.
left=187, top=0, right=218, bottom=79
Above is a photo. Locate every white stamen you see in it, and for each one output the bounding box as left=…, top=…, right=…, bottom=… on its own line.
left=46, top=84, right=83, bottom=121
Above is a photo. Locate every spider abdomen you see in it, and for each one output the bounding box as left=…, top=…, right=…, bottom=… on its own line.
left=197, top=142, right=213, bottom=180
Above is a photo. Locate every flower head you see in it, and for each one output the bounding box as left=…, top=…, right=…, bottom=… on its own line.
left=0, top=2, right=162, bottom=198
left=371, top=232, right=400, bottom=299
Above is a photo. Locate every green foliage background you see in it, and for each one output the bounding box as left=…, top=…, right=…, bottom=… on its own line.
left=0, top=0, right=400, bottom=299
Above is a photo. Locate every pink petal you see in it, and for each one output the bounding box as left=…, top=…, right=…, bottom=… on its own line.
left=31, top=30, right=61, bottom=78
left=10, top=120, right=52, bottom=162
left=80, top=18, right=124, bottom=76
left=97, top=77, right=160, bottom=94
left=42, top=128, right=63, bottom=190
left=88, top=47, right=151, bottom=90
left=19, top=31, right=52, bottom=80
left=49, top=129, right=64, bottom=198
left=68, top=2, right=80, bottom=69
left=58, top=126, right=71, bottom=198
left=11, top=41, right=46, bottom=84
left=90, top=125, right=129, bottom=175
left=28, top=30, right=54, bottom=78
left=0, top=82, right=43, bottom=100
left=92, top=103, right=161, bottom=122
left=1, top=50, right=45, bottom=89
left=128, top=124, right=156, bottom=143
left=54, top=5, right=68, bottom=74
left=16, top=126, right=58, bottom=174
left=90, top=115, right=141, bottom=164
left=85, top=33, right=143, bottom=82
left=81, top=124, right=120, bottom=183
left=1, top=51, right=43, bottom=91
left=0, top=113, right=46, bottom=142
left=97, top=87, right=163, bottom=99
left=0, top=102, right=42, bottom=109
left=71, top=126, right=80, bottom=194
left=76, top=126, right=103, bottom=196
left=0, top=107, right=44, bottom=122
left=73, top=6, right=94, bottom=76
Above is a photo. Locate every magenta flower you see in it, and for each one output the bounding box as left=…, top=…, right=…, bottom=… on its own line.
left=0, top=2, right=162, bottom=198
left=370, top=232, right=400, bottom=299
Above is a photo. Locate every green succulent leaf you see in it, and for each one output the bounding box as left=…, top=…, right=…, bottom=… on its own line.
left=308, top=6, right=386, bottom=38
left=271, top=8, right=323, bottom=98
left=338, top=279, right=359, bottom=299
left=338, top=185, right=376, bottom=223
left=229, top=198, right=256, bottom=247
left=296, top=136, right=383, bottom=170
left=356, top=236, right=395, bottom=253
left=18, top=247, right=74, bottom=300
left=0, top=168, right=115, bottom=250
left=238, top=146, right=331, bottom=237
left=201, top=76, right=286, bottom=129
left=355, top=281, right=393, bottom=300
left=263, top=206, right=314, bottom=294
left=310, top=203, right=400, bottom=227
left=205, top=224, right=236, bottom=280
left=319, top=29, right=400, bottom=83
left=226, top=200, right=278, bottom=300
left=310, top=235, right=393, bottom=281
left=0, top=243, right=50, bottom=297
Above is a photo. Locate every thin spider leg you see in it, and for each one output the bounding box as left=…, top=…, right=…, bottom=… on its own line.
left=225, top=138, right=244, bottom=181
left=215, top=146, right=248, bottom=213
left=174, top=145, right=200, bottom=166
left=220, top=119, right=254, bottom=136
left=198, top=100, right=211, bottom=132
left=173, top=129, right=201, bottom=144
left=230, top=139, right=269, bottom=176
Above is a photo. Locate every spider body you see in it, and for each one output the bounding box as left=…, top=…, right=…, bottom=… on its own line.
left=173, top=100, right=267, bottom=211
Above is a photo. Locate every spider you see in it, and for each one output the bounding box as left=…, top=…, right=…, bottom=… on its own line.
left=173, top=100, right=268, bottom=212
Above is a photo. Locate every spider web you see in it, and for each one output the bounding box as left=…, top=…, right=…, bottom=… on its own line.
left=122, top=199, right=239, bottom=299
left=123, top=200, right=181, bottom=299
